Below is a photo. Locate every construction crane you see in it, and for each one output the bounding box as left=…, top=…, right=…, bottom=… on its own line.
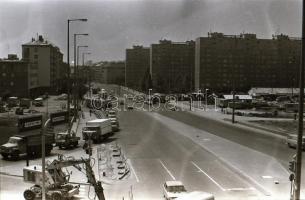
left=23, top=155, right=105, bottom=200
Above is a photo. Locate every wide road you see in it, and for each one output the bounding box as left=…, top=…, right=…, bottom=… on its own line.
left=111, top=108, right=262, bottom=200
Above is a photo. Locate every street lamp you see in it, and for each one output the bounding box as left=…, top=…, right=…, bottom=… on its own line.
left=205, top=88, right=209, bottom=111
left=148, top=88, right=152, bottom=111
left=67, top=18, right=87, bottom=123
left=74, top=33, right=89, bottom=119
left=77, top=45, right=88, bottom=110
left=82, top=52, right=91, bottom=97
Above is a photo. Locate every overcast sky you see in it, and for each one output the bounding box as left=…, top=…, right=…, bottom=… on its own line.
left=0, top=0, right=302, bottom=62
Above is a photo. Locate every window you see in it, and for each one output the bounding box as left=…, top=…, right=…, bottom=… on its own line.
left=34, top=54, right=38, bottom=59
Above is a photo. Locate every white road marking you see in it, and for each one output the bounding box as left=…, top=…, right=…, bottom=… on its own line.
left=226, top=187, right=255, bottom=191
left=191, top=161, right=226, bottom=191
left=128, top=159, right=140, bottom=182
left=158, top=159, right=176, bottom=181
left=192, top=161, right=258, bottom=193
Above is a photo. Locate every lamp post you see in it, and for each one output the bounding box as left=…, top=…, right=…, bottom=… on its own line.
left=77, top=45, right=88, bottom=110
left=198, top=89, right=202, bottom=109
left=205, top=88, right=209, bottom=111
left=82, top=52, right=91, bottom=97
left=74, top=33, right=89, bottom=120
left=41, top=118, right=50, bottom=200
left=294, top=0, right=305, bottom=198
left=148, top=88, right=152, bottom=111
left=67, top=18, right=87, bottom=121
left=232, top=90, right=236, bottom=124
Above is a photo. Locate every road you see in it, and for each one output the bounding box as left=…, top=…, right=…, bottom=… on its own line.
left=1, top=85, right=304, bottom=199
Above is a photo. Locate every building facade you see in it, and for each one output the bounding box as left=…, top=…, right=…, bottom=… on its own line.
left=125, top=46, right=150, bottom=91
left=90, top=61, right=125, bottom=85
left=0, top=54, right=29, bottom=97
left=195, top=32, right=301, bottom=93
left=22, top=35, right=66, bottom=96
left=150, top=40, right=195, bottom=93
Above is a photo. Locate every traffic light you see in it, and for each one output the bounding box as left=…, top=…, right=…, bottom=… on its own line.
left=289, top=160, right=296, bottom=173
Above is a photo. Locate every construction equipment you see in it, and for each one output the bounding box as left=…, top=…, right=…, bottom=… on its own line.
left=56, top=130, right=80, bottom=149
left=23, top=155, right=105, bottom=200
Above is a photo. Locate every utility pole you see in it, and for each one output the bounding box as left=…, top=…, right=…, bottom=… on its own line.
left=295, top=0, right=305, bottom=198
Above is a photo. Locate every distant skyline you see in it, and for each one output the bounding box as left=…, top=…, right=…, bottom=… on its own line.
left=0, top=0, right=302, bottom=62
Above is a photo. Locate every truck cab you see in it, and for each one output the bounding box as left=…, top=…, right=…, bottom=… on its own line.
left=163, top=181, right=187, bottom=200
left=56, top=131, right=80, bottom=149
left=0, top=136, right=25, bottom=159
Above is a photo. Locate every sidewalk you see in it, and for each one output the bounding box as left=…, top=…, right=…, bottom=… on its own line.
left=177, top=101, right=292, bottom=139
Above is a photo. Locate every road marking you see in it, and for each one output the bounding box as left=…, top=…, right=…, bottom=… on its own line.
left=191, top=161, right=226, bottom=191
left=158, top=159, right=176, bottom=181
left=128, top=159, right=140, bottom=182
left=225, top=187, right=255, bottom=191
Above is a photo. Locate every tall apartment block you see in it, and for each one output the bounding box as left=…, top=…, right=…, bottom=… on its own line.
left=125, top=46, right=150, bottom=91
left=0, top=54, right=29, bottom=97
left=150, top=40, right=195, bottom=93
left=195, top=32, right=301, bottom=92
left=22, top=35, right=67, bottom=96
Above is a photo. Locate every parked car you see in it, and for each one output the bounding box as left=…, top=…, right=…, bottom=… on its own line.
left=287, top=134, right=305, bottom=149
left=33, top=98, right=43, bottom=107
left=163, top=181, right=187, bottom=200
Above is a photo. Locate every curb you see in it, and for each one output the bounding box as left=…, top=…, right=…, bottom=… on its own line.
left=185, top=107, right=288, bottom=140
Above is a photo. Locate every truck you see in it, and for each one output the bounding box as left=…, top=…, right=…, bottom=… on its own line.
left=82, top=119, right=112, bottom=143
left=23, top=155, right=105, bottom=200
left=0, top=131, right=55, bottom=159
left=18, top=114, right=43, bottom=132
left=20, top=98, right=32, bottom=109
left=50, top=110, right=69, bottom=126
left=56, top=131, right=80, bottom=149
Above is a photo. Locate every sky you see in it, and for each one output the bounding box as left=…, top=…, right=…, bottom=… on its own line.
left=0, top=0, right=302, bottom=63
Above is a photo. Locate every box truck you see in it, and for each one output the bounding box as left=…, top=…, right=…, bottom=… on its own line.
left=82, top=119, right=112, bottom=143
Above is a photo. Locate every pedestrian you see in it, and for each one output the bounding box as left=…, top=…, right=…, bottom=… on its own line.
left=89, top=109, right=92, bottom=116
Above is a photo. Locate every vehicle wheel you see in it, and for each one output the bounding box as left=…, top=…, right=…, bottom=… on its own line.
left=51, top=191, right=62, bottom=200
left=1, top=153, right=8, bottom=160
left=24, top=189, right=35, bottom=200
left=288, top=143, right=292, bottom=148
left=73, top=141, right=78, bottom=147
left=11, top=151, right=19, bottom=160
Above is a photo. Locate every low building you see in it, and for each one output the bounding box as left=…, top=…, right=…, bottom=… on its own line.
left=0, top=54, right=29, bottom=98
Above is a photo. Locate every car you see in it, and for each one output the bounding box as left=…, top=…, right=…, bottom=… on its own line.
left=176, top=191, right=215, bottom=200
left=127, top=105, right=134, bottom=110
left=163, top=181, right=187, bottom=200
left=287, top=134, right=305, bottom=149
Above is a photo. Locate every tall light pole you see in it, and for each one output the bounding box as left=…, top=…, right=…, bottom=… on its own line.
left=294, top=0, right=305, bottom=198
left=205, top=88, right=209, bottom=111
left=74, top=33, right=89, bottom=120
left=148, top=88, right=152, bottom=111
left=77, top=45, right=88, bottom=110
left=41, top=118, right=50, bottom=200
left=67, top=18, right=87, bottom=121
left=82, top=52, right=91, bottom=97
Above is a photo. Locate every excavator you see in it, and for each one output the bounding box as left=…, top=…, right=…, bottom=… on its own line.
left=23, top=155, right=105, bottom=200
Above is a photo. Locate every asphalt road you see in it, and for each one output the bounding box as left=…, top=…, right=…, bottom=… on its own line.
left=113, top=109, right=262, bottom=200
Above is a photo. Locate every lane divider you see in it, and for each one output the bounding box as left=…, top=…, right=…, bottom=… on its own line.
left=191, top=161, right=226, bottom=191
left=158, top=159, right=176, bottom=181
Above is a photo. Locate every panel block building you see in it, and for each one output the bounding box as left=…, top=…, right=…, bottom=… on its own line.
left=195, top=32, right=301, bottom=93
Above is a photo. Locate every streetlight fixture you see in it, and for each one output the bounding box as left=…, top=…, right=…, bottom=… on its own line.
left=73, top=33, right=89, bottom=119
left=67, top=18, right=87, bottom=122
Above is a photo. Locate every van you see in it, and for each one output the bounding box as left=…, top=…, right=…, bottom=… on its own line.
left=287, top=134, right=305, bottom=149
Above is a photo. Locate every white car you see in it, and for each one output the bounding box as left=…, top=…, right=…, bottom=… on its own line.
left=163, top=181, right=187, bottom=200
left=176, top=191, right=214, bottom=200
